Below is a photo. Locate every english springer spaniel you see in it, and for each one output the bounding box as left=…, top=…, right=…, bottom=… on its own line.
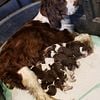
left=34, top=0, right=80, bottom=32
left=0, top=21, right=93, bottom=99
left=0, top=0, right=93, bottom=100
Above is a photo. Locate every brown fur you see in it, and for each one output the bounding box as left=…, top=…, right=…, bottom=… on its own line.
left=0, top=21, right=75, bottom=89
left=40, top=0, right=67, bottom=29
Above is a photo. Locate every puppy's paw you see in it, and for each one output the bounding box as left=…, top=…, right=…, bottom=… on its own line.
left=63, top=82, right=73, bottom=91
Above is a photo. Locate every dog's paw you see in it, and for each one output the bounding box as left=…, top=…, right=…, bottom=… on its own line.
left=66, top=69, right=76, bottom=82
left=63, top=82, right=73, bottom=91
left=68, top=75, right=76, bottom=82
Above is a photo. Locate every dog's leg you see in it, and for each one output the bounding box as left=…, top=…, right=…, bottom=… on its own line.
left=65, top=67, right=76, bottom=82
left=60, top=70, right=73, bottom=91
left=18, top=66, right=55, bottom=100
left=63, top=81, right=73, bottom=91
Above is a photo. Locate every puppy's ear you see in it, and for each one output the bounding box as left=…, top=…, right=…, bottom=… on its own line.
left=40, top=0, right=67, bottom=29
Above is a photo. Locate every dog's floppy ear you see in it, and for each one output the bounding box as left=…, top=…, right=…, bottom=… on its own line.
left=40, top=0, right=67, bottom=29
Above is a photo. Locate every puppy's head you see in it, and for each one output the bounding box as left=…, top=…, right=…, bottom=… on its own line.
left=74, top=34, right=93, bottom=56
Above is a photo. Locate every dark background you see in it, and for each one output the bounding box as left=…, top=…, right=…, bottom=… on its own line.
left=0, top=0, right=100, bottom=36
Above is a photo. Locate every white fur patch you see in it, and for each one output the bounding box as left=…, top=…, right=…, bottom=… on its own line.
left=62, top=43, right=67, bottom=47
left=41, top=63, right=51, bottom=71
left=17, top=67, right=53, bottom=100
left=17, top=67, right=39, bottom=87
left=66, top=0, right=79, bottom=15
left=33, top=11, right=49, bottom=23
left=51, top=51, right=56, bottom=57
left=45, top=58, right=54, bottom=65
left=38, top=79, right=42, bottom=84
left=55, top=44, right=61, bottom=52
left=41, top=57, right=54, bottom=70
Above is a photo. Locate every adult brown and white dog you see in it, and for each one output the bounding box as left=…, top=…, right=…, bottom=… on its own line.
left=0, top=0, right=93, bottom=100
left=34, top=0, right=80, bottom=32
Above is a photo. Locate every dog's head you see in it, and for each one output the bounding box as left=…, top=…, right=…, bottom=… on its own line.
left=40, top=0, right=79, bottom=29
